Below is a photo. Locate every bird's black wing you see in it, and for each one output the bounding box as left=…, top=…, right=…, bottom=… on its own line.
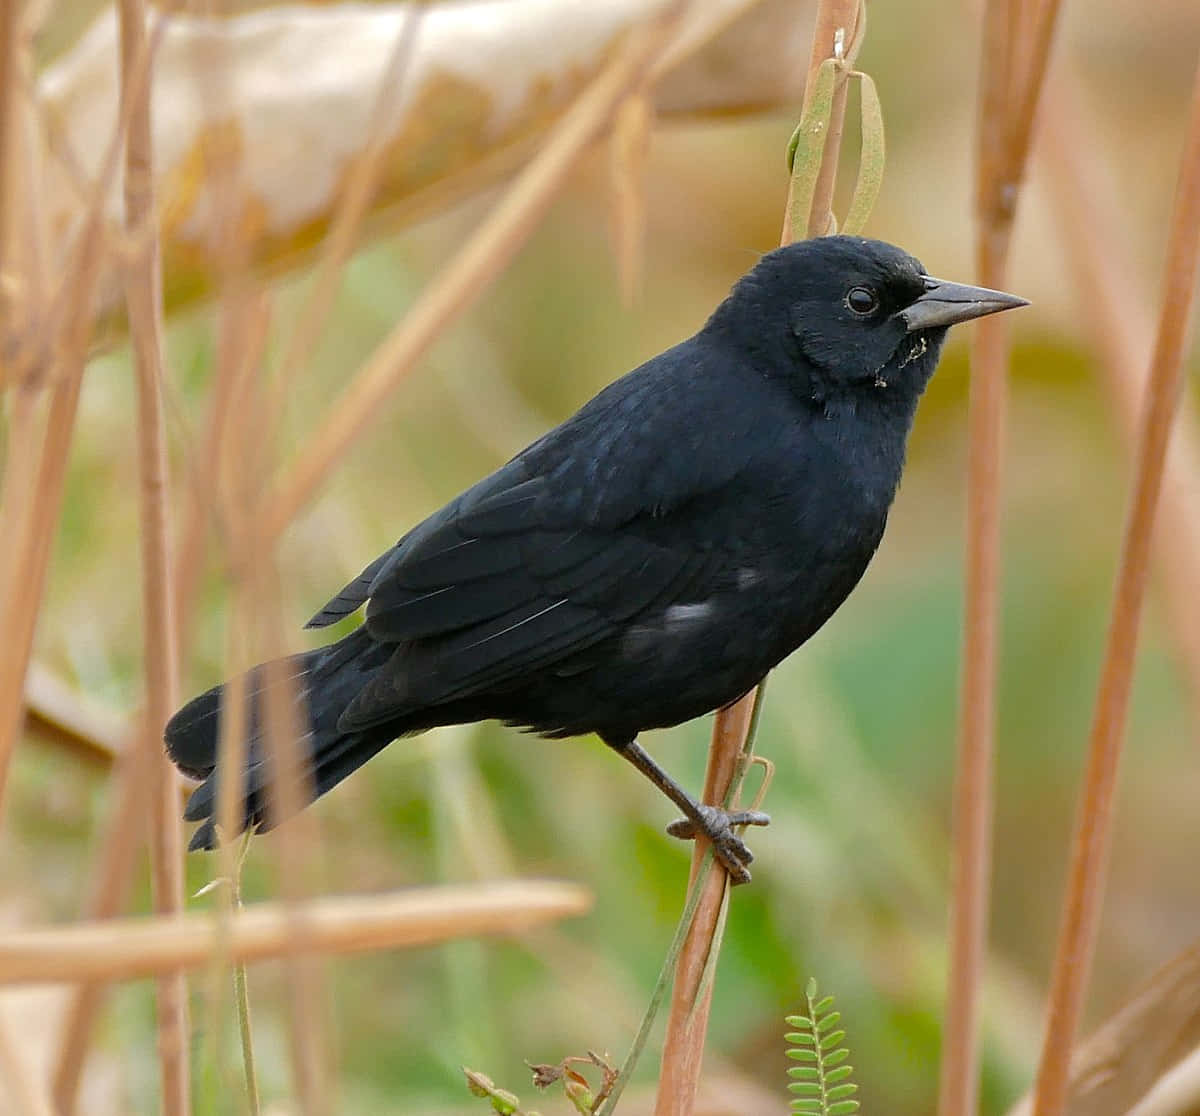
left=323, top=350, right=768, bottom=731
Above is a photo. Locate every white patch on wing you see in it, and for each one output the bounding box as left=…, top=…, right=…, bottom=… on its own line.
left=621, top=601, right=715, bottom=658
left=664, top=602, right=713, bottom=627
left=737, top=568, right=761, bottom=590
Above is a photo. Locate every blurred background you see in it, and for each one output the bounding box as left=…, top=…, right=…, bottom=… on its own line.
left=7, top=0, right=1200, bottom=1113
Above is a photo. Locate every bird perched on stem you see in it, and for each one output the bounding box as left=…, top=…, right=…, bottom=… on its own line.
left=166, top=235, right=1026, bottom=883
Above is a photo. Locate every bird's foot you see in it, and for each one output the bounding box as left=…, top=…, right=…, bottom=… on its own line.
left=665, top=805, right=770, bottom=886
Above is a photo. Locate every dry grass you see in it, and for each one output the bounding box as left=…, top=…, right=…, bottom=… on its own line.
left=939, top=3, right=1064, bottom=1114
left=1029, top=57, right=1200, bottom=1116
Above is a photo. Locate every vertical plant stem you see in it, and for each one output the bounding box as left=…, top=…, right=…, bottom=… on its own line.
left=940, top=10, right=1013, bottom=1107
left=655, top=6, right=861, bottom=1111
left=1040, top=73, right=1200, bottom=725
left=0, top=1009, right=56, bottom=1116
left=51, top=752, right=149, bottom=1114
left=1030, top=59, right=1200, bottom=1116
left=654, top=695, right=756, bottom=1116
left=116, top=0, right=190, bottom=1112
left=261, top=0, right=689, bottom=545
left=939, top=3, right=1061, bottom=1113
left=0, top=0, right=19, bottom=333
left=803, top=0, right=862, bottom=236
left=0, top=0, right=162, bottom=855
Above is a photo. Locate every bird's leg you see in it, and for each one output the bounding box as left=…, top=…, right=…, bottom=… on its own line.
left=611, top=738, right=770, bottom=885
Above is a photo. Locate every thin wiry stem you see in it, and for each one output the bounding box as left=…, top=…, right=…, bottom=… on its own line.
left=1039, top=71, right=1200, bottom=726
left=51, top=754, right=148, bottom=1115
left=0, top=0, right=166, bottom=845
left=263, top=1, right=426, bottom=450
left=802, top=0, right=863, bottom=237
left=939, top=2, right=1063, bottom=1112
left=653, top=692, right=758, bottom=1116
left=260, top=0, right=691, bottom=544
left=655, top=5, right=859, bottom=1110
left=1030, top=58, right=1200, bottom=1116
left=941, top=9, right=1015, bottom=1103
left=116, top=0, right=190, bottom=1110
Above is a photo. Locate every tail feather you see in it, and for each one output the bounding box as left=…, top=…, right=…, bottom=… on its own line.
left=164, top=627, right=397, bottom=849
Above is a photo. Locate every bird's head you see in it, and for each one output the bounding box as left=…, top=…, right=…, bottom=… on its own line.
left=708, top=235, right=1028, bottom=407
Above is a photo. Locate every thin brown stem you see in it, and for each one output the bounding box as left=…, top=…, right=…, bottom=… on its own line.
left=0, top=0, right=18, bottom=368
left=260, top=0, right=690, bottom=544
left=1030, top=59, right=1200, bottom=1116
left=0, top=0, right=164, bottom=830
left=939, top=1, right=1064, bottom=1111
left=0, top=881, right=593, bottom=985
left=940, top=13, right=1014, bottom=1107
left=0, top=1009, right=56, bottom=1116
left=51, top=754, right=148, bottom=1115
left=263, top=2, right=426, bottom=449
left=116, top=0, right=190, bottom=1111
left=653, top=695, right=756, bottom=1116
left=1040, top=71, right=1200, bottom=725
left=654, top=5, right=856, bottom=1110
left=803, top=0, right=862, bottom=236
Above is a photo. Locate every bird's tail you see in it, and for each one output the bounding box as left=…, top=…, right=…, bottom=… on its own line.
left=164, top=626, right=397, bottom=850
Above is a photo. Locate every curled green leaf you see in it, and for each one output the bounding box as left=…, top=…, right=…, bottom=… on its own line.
left=841, top=71, right=886, bottom=236
left=785, top=58, right=837, bottom=242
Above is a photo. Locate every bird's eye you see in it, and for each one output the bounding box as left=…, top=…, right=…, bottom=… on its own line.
left=845, top=286, right=879, bottom=315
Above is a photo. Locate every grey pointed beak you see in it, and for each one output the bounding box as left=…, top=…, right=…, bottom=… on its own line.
left=899, top=276, right=1029, bottom=333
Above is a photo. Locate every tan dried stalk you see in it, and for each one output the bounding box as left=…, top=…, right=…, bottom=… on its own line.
left=50, top=754, right=148, bottom=1113
left=0, top=1009, right=56, bottom=1116
left=260, top=0, right=691, bottom=544
left=0, top=0, right=164, bottom=826
left=1039, top=73, right=1200, bottom=721
left=1007, top=937, right=1200, bottom=1116
left=654, top=5, right=860, bottom=1113
left=802, top=0, right=862, bottom=237
left=1030, top=58, right=1200, bottom=1116
left=262, top=1, right=426, bottom=450
left=653, top=696, right=757, bottom=1116
left=116, top=0, right=190, bottom=1110
left=0, top=881, right=593, bottom=984
left=940, top=13, right=1014, bottom=1114
left=0, top=0, right=19, bottom=340
left=939, top=4, right=1061, bottom=1115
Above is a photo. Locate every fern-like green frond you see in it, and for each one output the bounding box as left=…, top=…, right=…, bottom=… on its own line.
left=785, top=978, right=860, bottom=1115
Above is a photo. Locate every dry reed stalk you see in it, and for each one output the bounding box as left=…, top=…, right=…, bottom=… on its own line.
left=171, top=293, right=272, bottom=658
left=213, top=138, right=336, bottom=1106
left=941, top=9, right=1013, bottom=1101
left=0, top=1007, right=56, bottom=1116
left=653, top=695, right=756, bottom=1116
left=938, top=4, right=1061, bottom=1115
left=1030, top=59, right=1200, bottom=1116
left=50, top=753, right=149, bottom=1115
left=1039, top=73, right=1200, bottom=721
left=0, top=0, right=19, bottom=323
left=1006, top=937, right=1200, bottom=1116
left=655, top=6, right=858, bottom=1112
left=0, top=881, right=593, bottom=984
left=116, top=0, right=190, bottom=1110
left=0, top=0, right=164, bottom=825
left=260, top=0, right=690, bottom=545
left=801, top=0, right=862, bottom=237
left=262, top=2, right=425, bottom=449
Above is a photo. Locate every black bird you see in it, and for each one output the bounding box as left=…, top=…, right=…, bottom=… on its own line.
left=165, top=236, right=1026, bottom=883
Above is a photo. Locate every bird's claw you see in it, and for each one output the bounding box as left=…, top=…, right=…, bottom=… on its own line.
left=665, top=805, right=771, bottom=885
